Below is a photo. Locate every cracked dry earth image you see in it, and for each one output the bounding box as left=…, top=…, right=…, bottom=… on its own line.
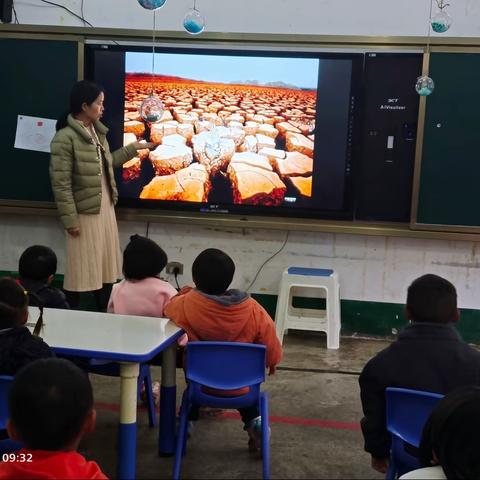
left=122, top=74, right=316, bottom=206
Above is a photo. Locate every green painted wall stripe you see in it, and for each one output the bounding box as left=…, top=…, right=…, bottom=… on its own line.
left=251, top=293, right=480, bottom=344
left=2, top=271, right=479, bottom=343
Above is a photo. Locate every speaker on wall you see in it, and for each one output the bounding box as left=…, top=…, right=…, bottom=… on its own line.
left=0, top=0, right=13, bottom=23
left=356, top=53, right=423, bottom=222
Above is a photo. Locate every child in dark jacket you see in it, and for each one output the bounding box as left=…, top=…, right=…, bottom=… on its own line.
left=19, top=245, right=69, bottom=309
left=0, top=358, right=107, bottom=479
left=0, top=277, right=53, bottom=376
left=165, top=248, right=282, bottom=451
left=359, top=274, right=480, bottom=475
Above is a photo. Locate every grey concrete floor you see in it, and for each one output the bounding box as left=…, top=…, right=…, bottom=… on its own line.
left=80, top=334, right=388, bottom=479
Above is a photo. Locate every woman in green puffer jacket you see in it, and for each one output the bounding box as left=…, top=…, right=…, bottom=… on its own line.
left=50, top=80, right=156, bottom=310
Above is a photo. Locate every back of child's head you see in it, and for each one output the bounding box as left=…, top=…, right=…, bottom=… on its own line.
left=419, top=386, right=480, bottom=479
left=18, top=245, right=57, bottom=282
left=123, top=234, right=168, bottom=280
left=406, top=274, right=457, bottom=324
left=192, top=248, right=235, bottom=295
left=9, top=358, right=94, bottom=451
left=0, top=277, right=28, bottom=329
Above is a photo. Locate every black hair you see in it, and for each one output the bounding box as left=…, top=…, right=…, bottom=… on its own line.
left=56, top=80, right=104, bottom=131
left=19, top=245, right=57, bottom=282
left=406, top=274, right=457, bottom=324
left=419, top=386, right=480, bottom=479
left=192, top=248, right=235, bottom=295
left=0, top=277, right=28, bottom=329
left=123, top=234, right=168, bottom=280
left=9, top=358, right=94, bottom=450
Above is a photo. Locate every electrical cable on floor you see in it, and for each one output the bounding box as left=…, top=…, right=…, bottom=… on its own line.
left=246, top=231, right=290, bottom=293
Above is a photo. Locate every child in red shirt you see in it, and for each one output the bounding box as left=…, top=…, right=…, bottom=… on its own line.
left=0, top=358, right=107, bottom=479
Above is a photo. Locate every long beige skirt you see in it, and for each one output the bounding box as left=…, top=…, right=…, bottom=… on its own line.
left=63, top=172, right=122, bottom=292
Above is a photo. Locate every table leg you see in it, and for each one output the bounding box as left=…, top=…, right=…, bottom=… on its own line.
left=159, top=343, right=177, bottom=456
left=118, top=362, right=140, bottom=479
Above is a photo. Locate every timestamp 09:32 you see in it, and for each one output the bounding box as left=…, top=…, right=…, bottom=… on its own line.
left=2, top=453, right=33, bottom=462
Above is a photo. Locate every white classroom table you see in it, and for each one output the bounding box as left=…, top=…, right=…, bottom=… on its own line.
left=28, top=307, right=183, bottom=479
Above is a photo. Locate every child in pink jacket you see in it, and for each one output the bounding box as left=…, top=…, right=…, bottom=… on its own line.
left=108, top=234, right=178, bottom=317
left=107, top=234, right=186, bottom=404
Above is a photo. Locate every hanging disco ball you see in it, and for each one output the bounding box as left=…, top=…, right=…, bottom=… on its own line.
left=140, top=95, right=164, bottom=123
left=415, top=75, right=435, bottom=96
left=183, top=8, right=206, bottom=35
left=137, top=0, right=167, bottom=10
left=431, top=10, right=452, bottom=33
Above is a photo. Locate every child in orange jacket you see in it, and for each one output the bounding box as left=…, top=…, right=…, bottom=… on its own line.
left=164, top=248, right=282, bottom=450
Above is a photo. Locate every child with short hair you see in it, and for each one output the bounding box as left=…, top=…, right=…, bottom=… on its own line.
left=165, top=248, right=282, bottom=451
left=0, top=277, right=53, bottom=375
left=107, top=234, right=178, bottom=317
left=0, top=358, right=107, bottom=479
left=18, top=245, right=69, bottom=309
left=359, top=274, right=480, bottom=475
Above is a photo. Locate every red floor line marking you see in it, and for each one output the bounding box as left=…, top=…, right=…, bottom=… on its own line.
left=218, top=412, right=360, bottom=431
left=94, top=402, right=360, bottom=431
left=96, top=402, right=120, bottom=413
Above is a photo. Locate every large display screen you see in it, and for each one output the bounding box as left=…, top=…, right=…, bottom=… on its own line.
left=86, top=45, right=362, bottom=219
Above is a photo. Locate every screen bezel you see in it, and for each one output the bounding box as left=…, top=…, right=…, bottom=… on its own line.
left=85, top=44, right=364, bottom=221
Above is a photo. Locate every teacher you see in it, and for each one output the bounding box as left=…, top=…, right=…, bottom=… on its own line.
left=50, top=80, right=154, bottom=310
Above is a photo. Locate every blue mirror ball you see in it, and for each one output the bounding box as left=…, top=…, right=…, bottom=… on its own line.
left=137, top=0, right=167, bottom=10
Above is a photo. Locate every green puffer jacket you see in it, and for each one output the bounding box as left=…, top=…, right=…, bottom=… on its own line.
left=50, top=114, right=137, bottom=229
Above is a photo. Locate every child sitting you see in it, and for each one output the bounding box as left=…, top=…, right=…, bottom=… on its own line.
left=18, top=245, right=69, bottom=309
left=107, top=234, right=178, bottom=317
left=164, top=248, right=282, bottom=451
left=359, top=274, right=480, bottom=475
left=401, top=386, right=480, bottom=479
left=0, top=277, right=53, bottom=375
left=0, top=358, right=107, bottom=479
left=107, top=234, right=185, bottom=404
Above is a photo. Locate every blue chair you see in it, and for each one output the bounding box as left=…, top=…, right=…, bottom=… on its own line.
left=0, top=376, right=22, bottom=454
left=0, top=376, right=13, bottom=434
left=385, top=387, right=444, bottom=479
left=86, top=360, right=157, bottom=427
left=173, top=342, right=270, bottom=480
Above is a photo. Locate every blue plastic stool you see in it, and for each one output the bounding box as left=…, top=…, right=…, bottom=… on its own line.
left=172, top=342, right=270, bottom=479
left=275, top=267, right=341, bottom=349
left=385, top=387, right=444, bottom=479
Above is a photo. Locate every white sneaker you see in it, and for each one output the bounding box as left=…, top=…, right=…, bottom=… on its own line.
left=245, top=416, right=270, bottom=452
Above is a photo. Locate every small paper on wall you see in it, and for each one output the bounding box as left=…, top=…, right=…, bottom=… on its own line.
left=14, top=115, right=57, bottom=153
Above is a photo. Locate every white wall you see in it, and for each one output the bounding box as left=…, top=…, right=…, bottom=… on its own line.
left=4, top=1, right=480, bottom=312
left=1, top=213, right=480, bottom=310
left=11, top=0, right=480, bottom=38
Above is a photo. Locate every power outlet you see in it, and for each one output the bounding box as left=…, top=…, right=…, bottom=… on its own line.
left=166, top=261, right=183, bottom=275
